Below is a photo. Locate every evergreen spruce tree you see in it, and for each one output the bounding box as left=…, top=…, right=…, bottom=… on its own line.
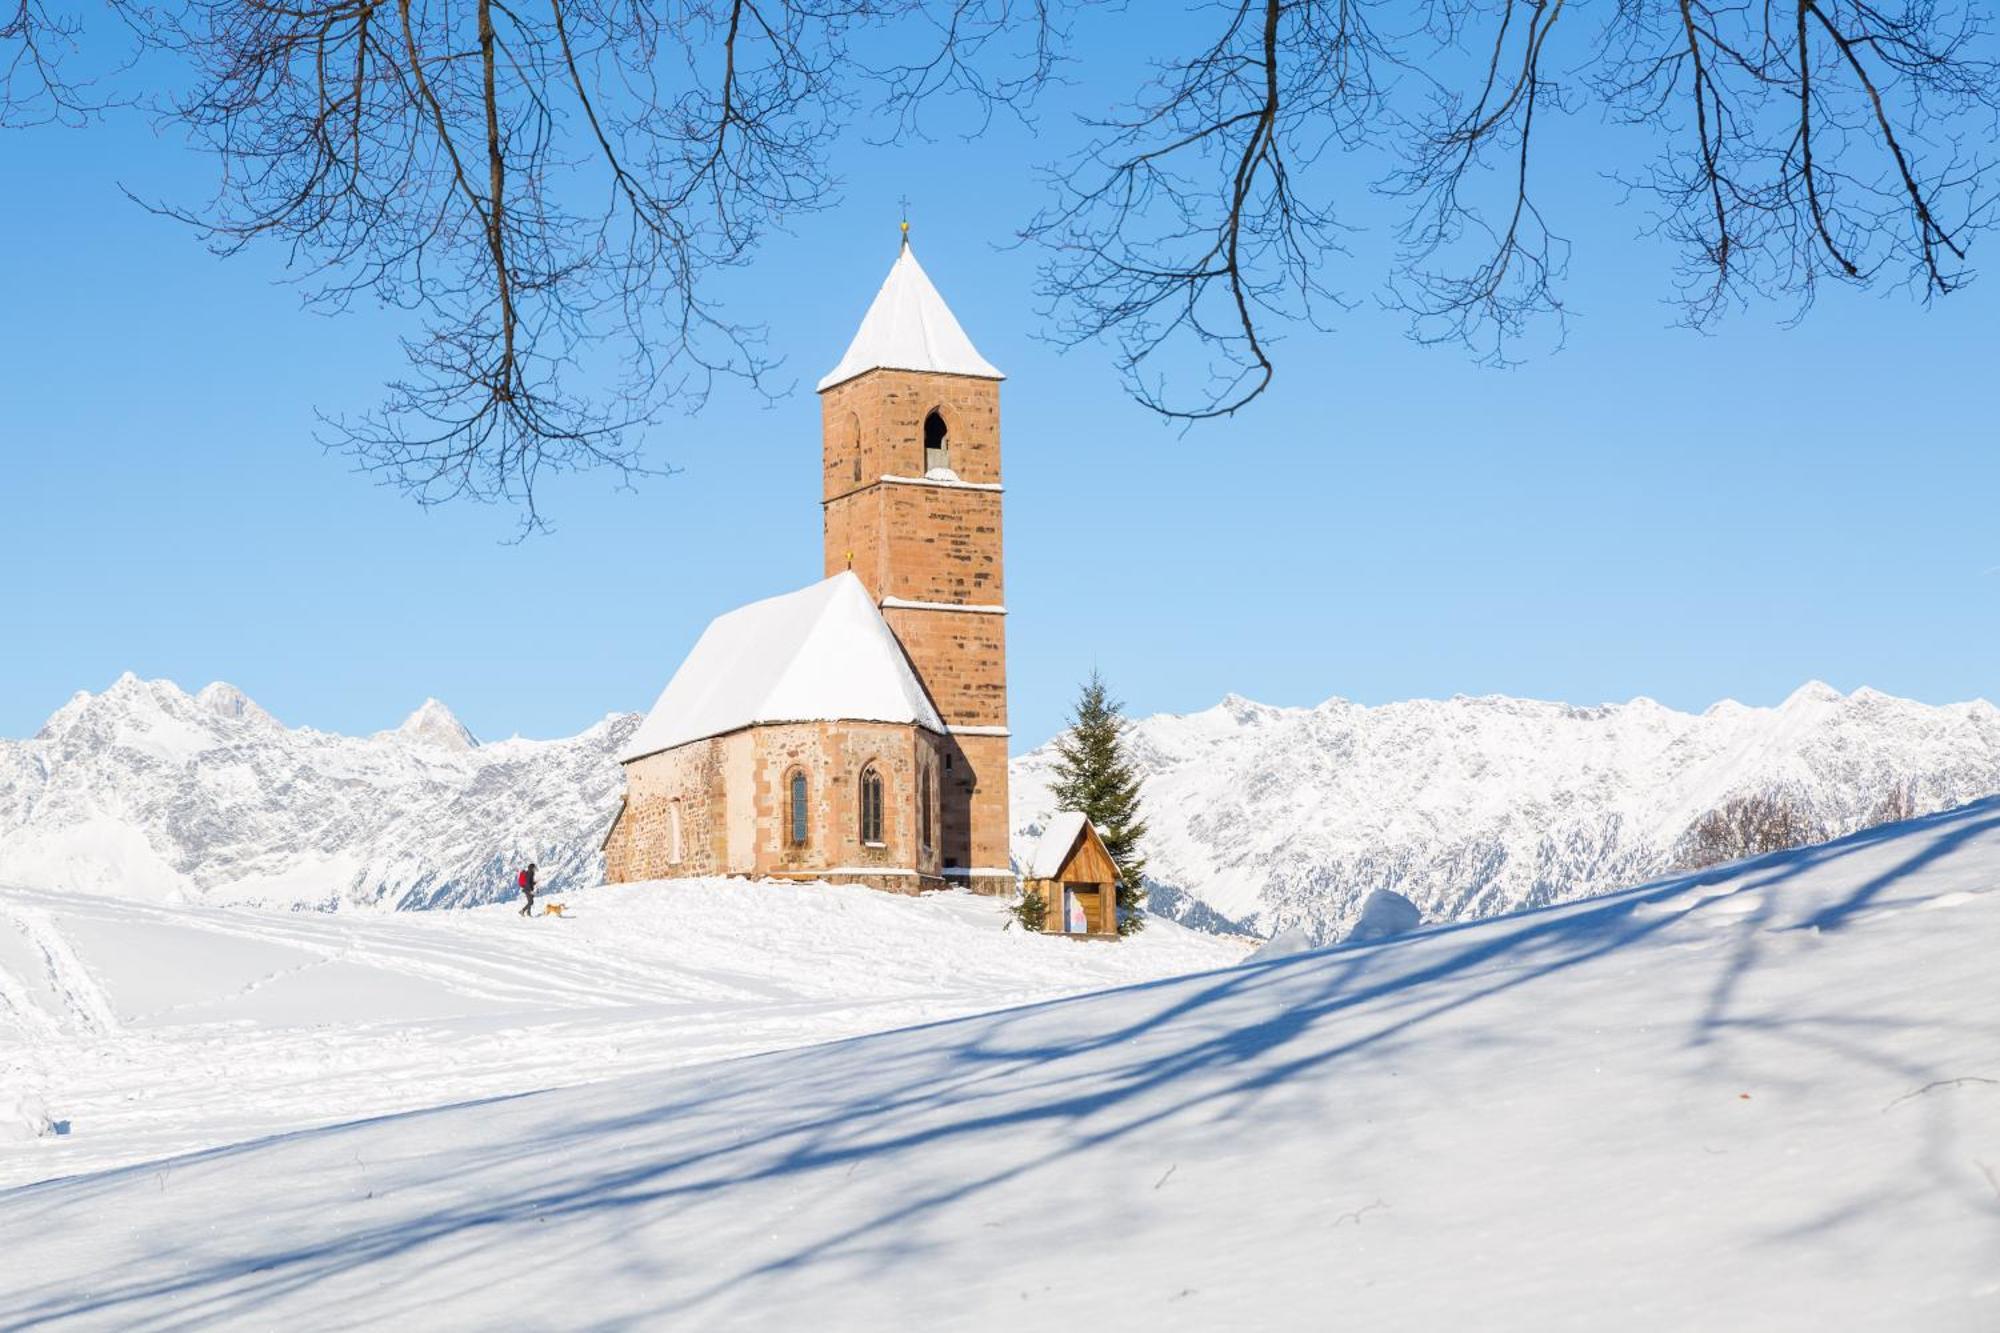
left=1048, top=671, right=1149, bottom=934
left=1010, top=886, right=1049, bottom=932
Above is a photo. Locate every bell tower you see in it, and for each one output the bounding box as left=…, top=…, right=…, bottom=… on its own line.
left=817, top=235, right=1012, bottom=894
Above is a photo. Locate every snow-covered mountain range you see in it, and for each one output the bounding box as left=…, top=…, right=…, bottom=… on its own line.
left=0, top=674, right=632, bottom=909
left=5, top=674, right=1998, bottom=935
left=1013, top=683, right=2000, bottom=941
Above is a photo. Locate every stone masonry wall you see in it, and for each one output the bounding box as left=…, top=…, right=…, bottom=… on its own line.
left=822, top=459, right=1004, bottom=607
left=601, top=796, right=635, bottom=882
left=610, top=722, right=948, bottom=889
left=951, top=732, right=1014, bottom=887
left=820, top=368, right=1001, bottom=500
left=879, top=606, right=1007, bottom=727
left=878, top=485, right=1003, bottom=606
left=749, top=720, right=944, bottom=890
left=819, top=365, right=1012, bottom=896
left=607, top=736, right=731, bottom=882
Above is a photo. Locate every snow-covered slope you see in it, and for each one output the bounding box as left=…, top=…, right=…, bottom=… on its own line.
left=0, top=877, right=1248, bottom=1186
left=0, top=674, right=632, bottom=909
left=5, top=800, right=1996, bottom=1328
left=1014, top=683, right=2000, bottom=941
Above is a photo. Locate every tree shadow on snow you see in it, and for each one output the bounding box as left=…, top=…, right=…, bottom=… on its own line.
left=2, top=800, right=1997, bottom=1326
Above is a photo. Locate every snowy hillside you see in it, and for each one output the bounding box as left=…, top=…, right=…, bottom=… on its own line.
left=5, top=799, right=1996, bottom=1328
left=0, top=877, right=1248, bottom=1186
left=0, top=674, right=632, bottom=909
left=1014, top=683, right=2000, bottom=942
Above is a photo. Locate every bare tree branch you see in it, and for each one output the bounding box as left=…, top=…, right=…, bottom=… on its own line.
left=5, top=0, right=1996, bottom=494
left=1025, top=0, right=1382, bottom=417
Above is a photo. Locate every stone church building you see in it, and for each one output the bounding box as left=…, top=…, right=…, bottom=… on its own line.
left=602, top=237, right=1014, bottom=896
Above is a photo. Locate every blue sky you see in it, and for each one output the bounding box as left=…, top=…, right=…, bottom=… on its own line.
left=4, top=13, right=1996, bottom=749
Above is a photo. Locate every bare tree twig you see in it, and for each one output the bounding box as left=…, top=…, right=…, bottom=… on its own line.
left=1882, top=1076, right=1998, bottom=1111
left=6, top=0, right=1997, bottom=480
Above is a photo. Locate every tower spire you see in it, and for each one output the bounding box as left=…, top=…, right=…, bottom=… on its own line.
left=816, top=234, right=1003, bottom=391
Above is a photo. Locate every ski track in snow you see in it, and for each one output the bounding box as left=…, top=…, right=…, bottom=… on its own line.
left=1, top=801, right=1995, bottom=1328
left=0, top=878, right=1250, bottom=1188
left=0, top=904, right=119, bottom=1036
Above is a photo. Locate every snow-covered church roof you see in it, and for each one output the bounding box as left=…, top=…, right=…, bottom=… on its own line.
left=816, top=241, right=1004, bottom=392
left=619, top=572, right=945, bottom=764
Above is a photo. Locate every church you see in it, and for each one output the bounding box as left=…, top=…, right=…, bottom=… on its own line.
left=602, top=233, right=1016, bottom=898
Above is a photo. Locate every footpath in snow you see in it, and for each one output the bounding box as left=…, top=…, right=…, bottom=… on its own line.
left=0, top=878, right=1248, bottom=1186
left=3, top=802, right=1997, bottom=1328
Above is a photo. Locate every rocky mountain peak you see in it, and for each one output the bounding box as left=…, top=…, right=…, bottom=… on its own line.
left=195, top=682, right=280, bottom=728
left=391, top=698, right=479, bottom=751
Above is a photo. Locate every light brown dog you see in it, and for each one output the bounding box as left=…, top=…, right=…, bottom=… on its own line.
left=543, top=902, right=567, bottom=918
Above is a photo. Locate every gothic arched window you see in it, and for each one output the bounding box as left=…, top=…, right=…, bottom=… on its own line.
left=847, top=412, right=862, bottom=483
left=859, top=764, right=885, bottom=845
left=919, top=766, right=933, bottom=853
left=787, top=770, right=809, bottom=847
left=668, top=799, right=684, bottom=865
left=923, top=410, right=949, bottom=473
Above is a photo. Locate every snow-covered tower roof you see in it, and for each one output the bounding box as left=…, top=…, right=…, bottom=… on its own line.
left=816, top=240, right=1004, bottom=392
left=619, top=572, right=945, bottom=764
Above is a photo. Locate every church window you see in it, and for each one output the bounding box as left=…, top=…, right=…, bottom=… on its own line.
left=787, top=770, right=809, bottom=847
left=859, top=764, right=885, bottom=845
left=846, top=412, right=862, bottom=483
left=668, top=800, right=684, bottom=865
left=923, top=410, right=949, bottom=473
left=919, top=767, right=933, bottom=853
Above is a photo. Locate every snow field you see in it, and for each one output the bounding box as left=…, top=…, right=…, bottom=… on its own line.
left=3, top=800, right=1996, bottom=1328
left=0, top=877, right=1250, bottom=1187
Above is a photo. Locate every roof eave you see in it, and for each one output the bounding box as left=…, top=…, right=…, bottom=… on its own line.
left=620, top=713, right=946, bottom=765
left=815, top=364, right=1007, bottom=394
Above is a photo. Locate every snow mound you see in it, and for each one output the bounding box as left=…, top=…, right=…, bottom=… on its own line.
left=0, top=1092, right=58, bottom=1144
left=1245, top=924, right=1314, bottom=963
left=1343, top=889, right=1422, bottom=945
left=5, top=798, right=1997, bottom=1327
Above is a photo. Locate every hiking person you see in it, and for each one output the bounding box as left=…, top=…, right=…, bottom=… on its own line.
left=517, top=862, right=538, bottom=917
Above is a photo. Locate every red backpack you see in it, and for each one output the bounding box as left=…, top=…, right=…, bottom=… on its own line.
left=517, top=869, right=529, bottom=889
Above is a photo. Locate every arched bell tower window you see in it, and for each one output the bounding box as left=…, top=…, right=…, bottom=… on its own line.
left=787, top=770, right=809, bottom=847
left=923, top=410, right=950, bottom=474
left=846, top=412, right=862, bottom=483
left=859, top=764, right=885, bottom=845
